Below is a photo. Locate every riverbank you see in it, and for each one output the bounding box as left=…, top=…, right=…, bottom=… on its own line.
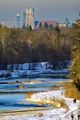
left=0, top=86, right=79, bottom=120
left=0, top=62, right=70, bottom=79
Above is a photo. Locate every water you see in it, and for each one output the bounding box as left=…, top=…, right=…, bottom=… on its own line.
left=0, top=77, right=69, bottom=83
left=0, top=94, right=24, bottom=111
left=0, top=94, right=49, bottom=112
left=0, top=78, right=70, bottom=112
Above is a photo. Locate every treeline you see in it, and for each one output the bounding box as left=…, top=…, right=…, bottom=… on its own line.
left=0, top=24, right=72, bottom=69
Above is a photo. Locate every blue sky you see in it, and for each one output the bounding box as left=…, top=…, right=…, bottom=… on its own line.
left=0, top=0, right=80, bottom=26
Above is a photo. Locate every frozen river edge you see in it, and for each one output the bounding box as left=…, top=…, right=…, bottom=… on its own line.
left=0, top=87, right=79, bottom=120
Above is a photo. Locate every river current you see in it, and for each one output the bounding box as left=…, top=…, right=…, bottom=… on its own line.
left=0, top=78, right=69, bottom=112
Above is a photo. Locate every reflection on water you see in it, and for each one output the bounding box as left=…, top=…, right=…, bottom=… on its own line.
left=0, top=94, right=49, bottom=111
left=0, top=78, right=69, bottom=112
left=0, top=94, right=24, bottom=111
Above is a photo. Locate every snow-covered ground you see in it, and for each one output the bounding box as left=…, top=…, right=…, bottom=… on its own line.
left=0, top=62, right=70, bottom=79
left=26, top=89, right=79, bottom=111
left=0, top=89, right=79, bottom=120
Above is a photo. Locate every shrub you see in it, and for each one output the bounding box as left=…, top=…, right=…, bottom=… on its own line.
left=63, top=82, right=80, bottom=99
left=49, top=98, right=68, bottom=110
left=37, top=112, right=43, bottom=117
left=26, top=91, right=35, bottom=98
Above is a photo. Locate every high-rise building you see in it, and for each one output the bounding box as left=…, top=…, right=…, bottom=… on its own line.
left=27, top=7, right=34, bottom=30
left=16, top=13, right=20, bottom=28
left=23, top=7, right=34, bottom=29
left=35, top=20, right=57, bottom=30
left=23, top=10, right=27, bottom=28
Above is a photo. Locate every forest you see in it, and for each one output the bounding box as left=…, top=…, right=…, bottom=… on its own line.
left=0, top=24, right=72, bottom=69
left=0, top=19, right=80, bottom=91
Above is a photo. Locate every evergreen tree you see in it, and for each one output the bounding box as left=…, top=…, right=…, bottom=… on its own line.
left=71, top=19, right=80, bottom=91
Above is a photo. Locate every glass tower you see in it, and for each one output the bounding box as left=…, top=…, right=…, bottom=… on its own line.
left=16, top=13, right=20, bottom=28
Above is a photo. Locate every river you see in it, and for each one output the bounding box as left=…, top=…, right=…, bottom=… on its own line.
left=0, top=77, right=70, bottom=112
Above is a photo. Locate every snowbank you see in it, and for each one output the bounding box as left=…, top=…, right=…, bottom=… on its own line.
left=0, top=89, right=79, bottom=120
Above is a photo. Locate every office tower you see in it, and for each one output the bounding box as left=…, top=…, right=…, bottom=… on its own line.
left=27, top=7, right=34, bottom=30
left=65, top=18, right=70, bottom=28
left=23, top=7, right=34, bottom=29
left=23, top=10, right=27, bottom=28
left=16, top=13, right=20, bottom=28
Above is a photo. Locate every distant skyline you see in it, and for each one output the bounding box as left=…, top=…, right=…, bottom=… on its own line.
left=0, top=0, right=80, bottom=26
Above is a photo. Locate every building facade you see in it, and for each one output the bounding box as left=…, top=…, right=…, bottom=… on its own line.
left=16, top=13, right=20, bottom=28
left=27, top=7, right=34, bottom=30
left=35, top=20, right=57, bottom=30
left=23, top=7, right=34, bottom=30
left=59, top=23, right=66, bottom=28
left=23, top=10, right=27, bottom=28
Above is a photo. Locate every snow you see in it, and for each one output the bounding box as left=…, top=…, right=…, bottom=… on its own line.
left=0, top=62, right=70, bottom=79
left=22, top=63, right=29, bottom=70
left=0, top=108, right=65, bottom=120
left=11, top=71, right=19, bottom=78
left=0, top=89, right=79, bottom=120
left=0, top=70, right=9, bottom=75
left=26, top=90, right=63, bottom=102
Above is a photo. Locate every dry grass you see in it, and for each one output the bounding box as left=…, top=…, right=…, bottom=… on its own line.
left=63, top=82, right=80, bottom=100
left=36, top=97, right=69, bottom=110
left=37, top=112, right=43, bottom=117
left=59, top=99, right=68, bottom=110
left=50, top=98, right=69, bottom=110
left=26, top=91, right=35, bottom=98
left=49, top=86, right=61, bottom=91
